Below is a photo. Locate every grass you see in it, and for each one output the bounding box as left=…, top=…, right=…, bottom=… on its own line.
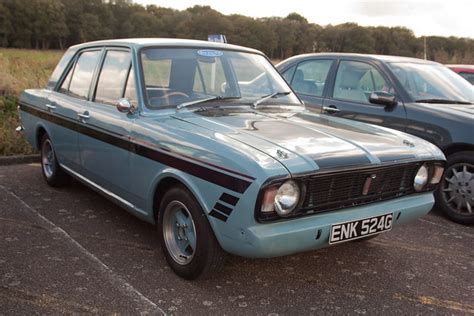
left=0, top=48, right=63, bottom=156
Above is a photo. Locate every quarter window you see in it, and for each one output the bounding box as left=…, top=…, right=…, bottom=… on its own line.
left=333, top=61, right=392, bottom=104
left=68, top=50, right=102, bottom=100
left=291, top=60, right=333, bottom=97
left=95, top=50, right=131, bottom=105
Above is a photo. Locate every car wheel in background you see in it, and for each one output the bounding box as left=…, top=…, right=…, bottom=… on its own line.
left=158, top=185, right=225, bottom=279
left=40, top=134, right=69, bottom=187
left=435, top=151, right=474, bottom=225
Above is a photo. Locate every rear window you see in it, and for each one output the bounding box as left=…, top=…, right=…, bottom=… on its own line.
left=68, top=50, right=102, bottom=100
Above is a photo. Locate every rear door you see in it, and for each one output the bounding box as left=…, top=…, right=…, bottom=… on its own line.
left=47, top=49, right=102, bottom=170
left=78, top=48, right=136, bottom=200
left=282, top=59, right=335, bottom=112
left=321, top=59, right=406, bottom=131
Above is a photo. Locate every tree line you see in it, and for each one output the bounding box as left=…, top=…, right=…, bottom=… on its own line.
left=0, top=0, right=473, bottom=63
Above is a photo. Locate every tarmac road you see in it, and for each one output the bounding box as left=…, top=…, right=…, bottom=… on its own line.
left=1, top=163, right=473, bottom=315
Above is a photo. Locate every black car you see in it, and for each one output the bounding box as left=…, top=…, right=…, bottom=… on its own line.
left=277, top=53, right=474, bottom=225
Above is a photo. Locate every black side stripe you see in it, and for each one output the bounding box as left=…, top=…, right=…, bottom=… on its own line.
left=20, top=103, right=253, bottom=194
left=219, top=193, right=239, bottom=206
left=214, top=202, right=232, bottom=216
left=209, top=210, right=228, bottom=222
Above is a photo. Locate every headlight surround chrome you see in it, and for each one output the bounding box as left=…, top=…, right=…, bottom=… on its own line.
left=274, top=180, right=300, bottom=216
left=414, top=163, right=429, bottom=191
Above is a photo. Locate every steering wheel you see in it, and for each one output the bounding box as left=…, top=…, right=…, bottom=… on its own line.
left=164, top=91, right=189, bottom=98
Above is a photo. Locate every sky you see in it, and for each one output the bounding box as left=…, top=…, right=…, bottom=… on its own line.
left=135, top=0, right=474, bottom=38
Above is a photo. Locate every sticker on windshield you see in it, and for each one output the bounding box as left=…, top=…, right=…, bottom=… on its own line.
left=197, top=49, right=223, bottom=57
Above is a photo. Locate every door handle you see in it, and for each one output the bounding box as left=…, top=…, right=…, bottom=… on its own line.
left=77, top=111, right=90, bottom=120
left=322, top=105, right=341, bottom=114
left=45, top=104, right=56, bottom=111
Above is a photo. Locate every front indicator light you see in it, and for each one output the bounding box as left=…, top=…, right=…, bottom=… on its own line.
left=430, top=165, right=444, bottom=184
left=261, top=186, right=278, bottom=213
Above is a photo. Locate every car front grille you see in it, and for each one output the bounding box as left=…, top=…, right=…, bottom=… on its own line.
left=300, top=163, right=421, bottom=214
left=256, top=161, right=443, bottom=222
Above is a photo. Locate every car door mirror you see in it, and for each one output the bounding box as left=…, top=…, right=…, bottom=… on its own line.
left=116, top=98, right=133, bottom=114
left=369, top=91, right=397, bottom=107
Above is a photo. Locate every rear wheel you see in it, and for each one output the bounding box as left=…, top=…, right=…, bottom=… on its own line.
left=435, top=151, right=474, bottom=225
left=40, top=134, right=68, bottom=187
left=158, top=185, right=225, bottom=279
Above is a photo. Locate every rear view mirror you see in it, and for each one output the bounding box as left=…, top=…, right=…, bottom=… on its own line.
left=369, top=91, right=397, bottom=107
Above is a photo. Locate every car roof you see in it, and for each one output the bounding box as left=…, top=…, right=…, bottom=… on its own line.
left=277, top=52, right=440, bottom=68
left=68, top=38, right=263, bottom=55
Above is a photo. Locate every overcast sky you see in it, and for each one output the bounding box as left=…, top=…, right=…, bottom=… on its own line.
left=135, top=0, right=473, bottom=38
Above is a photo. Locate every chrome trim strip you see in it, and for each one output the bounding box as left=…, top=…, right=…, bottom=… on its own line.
left=60, top=163, right=136, bottom=210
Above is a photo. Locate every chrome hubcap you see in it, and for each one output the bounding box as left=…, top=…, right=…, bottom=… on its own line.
left=163, top=201, right=196, bottom=265
left=42, top=139, right=56, bottom=179
left=442, top=163, right=474, bottom=214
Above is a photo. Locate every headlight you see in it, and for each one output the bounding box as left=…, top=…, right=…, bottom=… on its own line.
left=414, top=163, right=429, bottom=191
left=274, top=180, right=300, bottom=216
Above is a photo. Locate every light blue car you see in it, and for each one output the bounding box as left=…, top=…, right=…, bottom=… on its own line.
left=19, top=39, right=445, bottom=279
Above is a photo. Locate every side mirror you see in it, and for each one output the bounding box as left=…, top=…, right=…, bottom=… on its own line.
left=116, top=98, right=133, bottom=113
left=369, top=91, right=397, bottom=107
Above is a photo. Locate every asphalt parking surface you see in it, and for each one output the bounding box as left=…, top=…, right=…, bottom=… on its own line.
left=1, top=163, right=473, bottom=315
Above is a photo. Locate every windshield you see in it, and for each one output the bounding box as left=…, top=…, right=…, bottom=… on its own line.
left=387, top=62, right=474, bottom=103
left=140, top=48, right=300, bottom=109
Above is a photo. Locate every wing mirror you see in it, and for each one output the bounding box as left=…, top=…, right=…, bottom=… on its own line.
left=116, top=98, right=134, bottom=114
left=369, top=91, right=397, bottom=107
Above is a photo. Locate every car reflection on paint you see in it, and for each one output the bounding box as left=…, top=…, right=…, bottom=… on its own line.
left=19, top=39, right=445, bottom=279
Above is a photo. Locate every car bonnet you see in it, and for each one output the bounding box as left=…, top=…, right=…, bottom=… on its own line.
left=173, top=108, right=442, bottom=175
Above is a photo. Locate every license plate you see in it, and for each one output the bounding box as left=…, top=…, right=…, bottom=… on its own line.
left=329, top=213, right=393, bottom=244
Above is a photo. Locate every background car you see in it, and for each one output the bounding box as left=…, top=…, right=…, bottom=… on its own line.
left=446, top=64, right=474, bottom=84
left=277, top=53, right=474, bottom=225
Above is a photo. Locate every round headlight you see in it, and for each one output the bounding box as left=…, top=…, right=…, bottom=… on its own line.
left=274, top=180, right=300, bottom=216
left=414, top=164, right=429, bottom=191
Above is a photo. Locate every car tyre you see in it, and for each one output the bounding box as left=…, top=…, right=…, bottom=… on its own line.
left=40, top=134, right=69, bottom=187
left=158, top=185, right=225, bottom=279
left=435, top=151, right=474, bottom=225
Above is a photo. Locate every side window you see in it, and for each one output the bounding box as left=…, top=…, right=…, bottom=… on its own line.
left=281, top=65, right=296, bottom=84
left=124, top=66, right=138, bottom=106
left=333, top=60, right=391, bottom=104
left=291, top=60, right=333, bottom=97
left=68, top=50, right=102, bottom=100
left=95, top=50, right=131, bottom=105
left=59, top=67, right=73, bottom=94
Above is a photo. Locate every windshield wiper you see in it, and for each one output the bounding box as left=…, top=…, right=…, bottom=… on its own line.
left=177, top=95, right=241, bottom=110
left=415, top=98, right=472, bottom=105
left=252, top=91, right=291, bottom=108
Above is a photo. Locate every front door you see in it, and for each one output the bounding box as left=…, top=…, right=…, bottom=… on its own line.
left=322, top=59, right=406, bottom=132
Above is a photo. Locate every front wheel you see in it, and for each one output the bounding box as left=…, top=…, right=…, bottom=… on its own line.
left=435, top=151, right=474, bottom=225
left=158, top=185, right=225, bottom=279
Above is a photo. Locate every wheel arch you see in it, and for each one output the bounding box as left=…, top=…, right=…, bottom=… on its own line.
left=442, top=143, right=474, bottom=157
left=150, top=170, right=212, bottom=225
left=35, top=123, right=51, bottom=150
